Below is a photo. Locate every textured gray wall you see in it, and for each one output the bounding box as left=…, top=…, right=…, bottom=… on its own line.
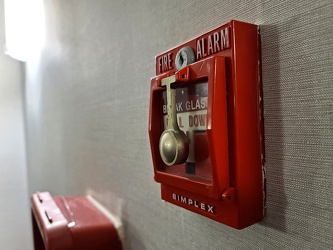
left=25, top=0, right=333, bottom=249
left=0, top=1, right=33, bottom=249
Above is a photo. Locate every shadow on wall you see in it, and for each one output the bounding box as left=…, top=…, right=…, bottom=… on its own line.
left=121, top=215, right=146, bottom=250
left=259, top=24, right=287, bottom=232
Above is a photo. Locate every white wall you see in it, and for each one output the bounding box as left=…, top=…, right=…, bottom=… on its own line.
left=0, top=1, right=33, bottom=249
left=25, top=0, right=333, bottom=249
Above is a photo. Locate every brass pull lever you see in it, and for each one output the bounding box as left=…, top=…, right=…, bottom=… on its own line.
left=159, top=75, right=189, bottom=166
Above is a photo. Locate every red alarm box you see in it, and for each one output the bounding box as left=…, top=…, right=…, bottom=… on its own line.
left=31, top=192, right=123, bottom=250
left=148, top=20, right=265, bottom=229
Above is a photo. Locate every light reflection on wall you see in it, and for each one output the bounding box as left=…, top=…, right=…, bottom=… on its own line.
left=4, top=0, right=45, bottom=61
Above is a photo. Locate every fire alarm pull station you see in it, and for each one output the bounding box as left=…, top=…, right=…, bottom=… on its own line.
left=149, top=20, right=265, bottom=229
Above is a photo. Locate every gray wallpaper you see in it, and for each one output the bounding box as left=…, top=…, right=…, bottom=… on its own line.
left=25, top=0, right=333, bottom=249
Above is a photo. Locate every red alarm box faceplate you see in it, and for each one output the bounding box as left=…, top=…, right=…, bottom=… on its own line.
left=149, top=20, right=265, bottom=229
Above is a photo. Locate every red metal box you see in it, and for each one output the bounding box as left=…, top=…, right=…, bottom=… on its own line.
left=149, top=20, right=265, bottom=229
left=31, top=192, right=123, bottom=250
